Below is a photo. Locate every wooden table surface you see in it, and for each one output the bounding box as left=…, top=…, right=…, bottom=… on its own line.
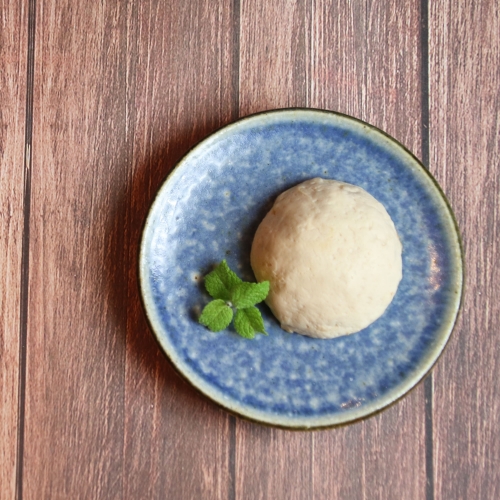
left=2, top=0, right=499, bottom=498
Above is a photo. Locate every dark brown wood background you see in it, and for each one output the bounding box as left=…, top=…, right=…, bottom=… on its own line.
left=1, top=0, right=498, bottom=498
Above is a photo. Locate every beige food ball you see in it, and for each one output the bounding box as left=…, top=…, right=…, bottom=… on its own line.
left=250, top=178, right=402, bottom=339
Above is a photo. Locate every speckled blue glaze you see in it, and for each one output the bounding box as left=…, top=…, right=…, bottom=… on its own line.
left=139, top=109, right=463, bottom=428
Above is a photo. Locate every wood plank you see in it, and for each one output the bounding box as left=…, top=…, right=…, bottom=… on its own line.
left=310, top=0, right=423, bottom=150
left=0, top=2, right=27, bottom=498
left=237, top=1, right=426, bottom=499
left=310, top=2, right=426, bottom=498
left=239, top=0, right=309, bottom=116
left=24, top=0, right=236, bottom=498
left=236, top=2, right=313, bottom=499
left=122, top=1, right=236, bottom=498
left=429, top=0, right=500, bottom=497
left=24, top=1, right=130, bottom=497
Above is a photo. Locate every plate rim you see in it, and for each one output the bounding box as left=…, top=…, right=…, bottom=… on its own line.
left=138, top=107, right=465, bottom=430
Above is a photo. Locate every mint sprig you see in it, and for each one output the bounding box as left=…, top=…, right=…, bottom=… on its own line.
left=198, top=260, right=269, bottom=339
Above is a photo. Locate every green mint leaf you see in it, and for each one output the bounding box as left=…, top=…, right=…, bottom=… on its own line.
left=234, top=309, right=256, bottom=339
left=204, top=260, right=242, bottom=300
left=235, top=307, right=267, bottom=339
left=231, top=281, right=270, bottom=309
left=199, top=299, right=233, bottom=332
left=204, top=273, right=230, bottom=301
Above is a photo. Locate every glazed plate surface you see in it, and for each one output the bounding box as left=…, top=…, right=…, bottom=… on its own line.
left=139, top=109, right=463, bottom=429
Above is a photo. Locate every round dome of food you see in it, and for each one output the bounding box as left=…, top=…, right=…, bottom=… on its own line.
left=250, top=178, right=403, bottom=339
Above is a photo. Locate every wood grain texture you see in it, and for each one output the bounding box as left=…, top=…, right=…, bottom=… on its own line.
left=122, top=1, right=236, bottom=498
left=429, top=1, right=500, bottom=498
left=236, top=422, right=313, bottom=500
left=236, top=2, right=426, bottom=499
left=310, top=0, right=423, bottom=152
left=23, top=0, right=237, bottom=498
left=239, top=0, right=309, bottom=115
left=0, top=2, right=27, bottom=499
left=24, top=1, right=130, bottom=497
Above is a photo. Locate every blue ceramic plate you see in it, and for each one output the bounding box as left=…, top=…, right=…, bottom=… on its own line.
left=139, top=109, right=463, bottom=429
